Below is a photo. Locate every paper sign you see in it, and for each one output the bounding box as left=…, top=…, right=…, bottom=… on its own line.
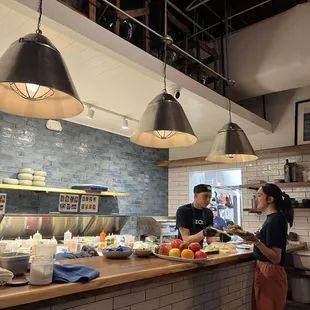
left=80, top=195, right=99, bottom=213
left=59, top=194, right=79, bottom=212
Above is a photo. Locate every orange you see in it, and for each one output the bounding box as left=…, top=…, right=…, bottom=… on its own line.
left=181, top=249, right=195, bottom=259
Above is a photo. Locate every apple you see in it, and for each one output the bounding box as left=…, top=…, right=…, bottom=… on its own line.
left=158, top=244, right=171, bottom=256
left=169, top=248, right=181, bottom=257
left=188, top=242, right=201, bottom=252
left=179, top=242, right=188, bottom=253
left=171, top=239, right=183, bottom=249
left=194, top=250, right=207, bottom=259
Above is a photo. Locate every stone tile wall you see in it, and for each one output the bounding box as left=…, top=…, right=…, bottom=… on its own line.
left=0, top=112, right=168, bottom=216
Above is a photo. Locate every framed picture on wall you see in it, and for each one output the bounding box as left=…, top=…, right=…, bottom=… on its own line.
left=295, top=99, right=310, bottom=145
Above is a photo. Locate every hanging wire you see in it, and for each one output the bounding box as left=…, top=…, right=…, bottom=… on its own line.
left=163, top=42, right=167, bottom=93
left=36, top=0, right=43, bottom=34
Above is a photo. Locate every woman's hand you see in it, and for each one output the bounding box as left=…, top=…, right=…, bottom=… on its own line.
left=240, top=232, right=259, bottom=244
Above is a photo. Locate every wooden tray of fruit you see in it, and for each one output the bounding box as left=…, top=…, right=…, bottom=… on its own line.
left=154, top=240, right=208, bottom=264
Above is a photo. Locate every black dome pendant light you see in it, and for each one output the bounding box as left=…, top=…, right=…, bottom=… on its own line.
left=130, top=35, right=197, bottom=148
left=206, top=96, right=258, bottom=163
left=0, top=0, right=83, bottom=119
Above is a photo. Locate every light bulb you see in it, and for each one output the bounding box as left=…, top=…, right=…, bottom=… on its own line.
left=26, top=83, right=39, bottom=95
left=153, top=130, right=176, bottom=139
left=226, top=154, right=235, bottom=158
left=10, top=82, right=54, bottom=101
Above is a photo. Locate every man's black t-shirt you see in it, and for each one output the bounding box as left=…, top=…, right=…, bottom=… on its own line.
left=176, top=203, right=213, bottom=246
left=254, top=212, right=288, bottom=265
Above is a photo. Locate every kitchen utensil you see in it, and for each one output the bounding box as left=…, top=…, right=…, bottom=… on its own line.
left=292, top=251, right=310, bottom=270
left=0, top=253, right=30, bottom=276
left=207, top=226, right=232, bottom=238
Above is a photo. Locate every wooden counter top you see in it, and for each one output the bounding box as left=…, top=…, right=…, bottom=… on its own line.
left=0, top=242, right=306, bottom=309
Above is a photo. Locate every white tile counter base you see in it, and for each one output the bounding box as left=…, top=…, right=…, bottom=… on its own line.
left=7, top=261, right=254, bottom=310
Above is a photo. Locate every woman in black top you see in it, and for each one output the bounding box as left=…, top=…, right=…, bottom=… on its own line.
left=241, top=183, right=294, bottom=310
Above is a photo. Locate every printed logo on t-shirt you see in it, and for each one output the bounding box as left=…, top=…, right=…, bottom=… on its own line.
left=194, top=219, right=204, bottom=225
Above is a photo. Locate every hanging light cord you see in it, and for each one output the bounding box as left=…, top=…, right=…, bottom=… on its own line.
left=163, top=42, right=167, bottom=93
left=36, top=0, right=43, bottom=34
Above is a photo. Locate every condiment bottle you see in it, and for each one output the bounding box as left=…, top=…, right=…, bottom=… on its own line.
left=32, top=231, right=42, bottom=255
left=64, top=230, right=72, bottom=242
left=100, top=230, right=106, bottom=243
left=51, top=236, right=57, bottom=245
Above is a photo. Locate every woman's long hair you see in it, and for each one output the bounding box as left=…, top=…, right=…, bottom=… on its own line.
left=261, top=183, right=294, bottom=227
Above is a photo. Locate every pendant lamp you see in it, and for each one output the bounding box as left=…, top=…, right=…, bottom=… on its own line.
left=130, top=35, right=197, bottom=148
left=0, top=0, right=83, bottom=119
left=206, top=97, right=258, bottom=163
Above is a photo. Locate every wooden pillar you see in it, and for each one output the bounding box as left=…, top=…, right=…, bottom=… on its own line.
left=89, top=0, right=96, bottom=22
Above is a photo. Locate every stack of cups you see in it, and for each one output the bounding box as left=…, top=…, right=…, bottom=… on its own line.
left=29, top=244, right=56, bottom=286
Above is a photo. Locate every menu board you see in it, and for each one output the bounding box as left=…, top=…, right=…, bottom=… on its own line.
left=58, top=194, right=79, bottom=212
left=0, top=193, right=6, bottom=214
left=80, top=195, right=98, bottom=213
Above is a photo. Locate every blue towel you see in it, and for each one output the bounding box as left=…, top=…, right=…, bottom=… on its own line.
left=104, top=246, right=131, bottom=252
left=53, top=264, right=100, bottom=283
left=54, top=252, right=91, bottom=261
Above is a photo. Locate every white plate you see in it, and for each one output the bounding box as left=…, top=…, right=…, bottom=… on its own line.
left=153, top=252, right=208, bottom=264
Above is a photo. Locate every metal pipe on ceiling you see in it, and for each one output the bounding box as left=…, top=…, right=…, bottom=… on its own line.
left=188, top=0, right=272, bottom=40
left=186, top=0, right=212, bottom=12
left=167, top=0, right=216, bottom=40
left=99, top=0, right=228, bottom=82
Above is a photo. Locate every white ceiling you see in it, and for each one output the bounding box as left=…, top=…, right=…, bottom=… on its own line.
left=0, top=0, right=272, bottom=143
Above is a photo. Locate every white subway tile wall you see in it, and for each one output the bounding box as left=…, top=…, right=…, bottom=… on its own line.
left=168, top=154, right=310, bottom=244
left=10, top=262, right=253, bottom=310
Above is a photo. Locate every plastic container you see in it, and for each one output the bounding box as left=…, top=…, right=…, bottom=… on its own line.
left=291, top=276, right=310, bottom=304
left=64, top=230, right=72, bottom=242
left=292, top=251, right=310, bottom=270
left=34, top=244, right=57, bottom=257
left=67, top=239, right=78, bottom=252
left=0, top=242, right=6, bottom=254
left=33, top=231, right=42, bottom=243
left=29, top=256, right=54, bottom=286
left=0, top=253, right=30, bottom=276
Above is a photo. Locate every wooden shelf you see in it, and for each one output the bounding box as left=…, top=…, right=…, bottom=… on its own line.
left=244, top=208, right=310, bottom=213
left=241, top=182, right=310, bottom=189
left=157, top=144, right=310, bottom=167
left=0, top=184, right=129, bottom=197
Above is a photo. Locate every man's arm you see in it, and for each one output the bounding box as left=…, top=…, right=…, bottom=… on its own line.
left=179, top=227, right=204, bottom=244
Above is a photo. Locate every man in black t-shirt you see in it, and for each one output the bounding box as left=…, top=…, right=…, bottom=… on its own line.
left=176, top=184, right=219, bottom=246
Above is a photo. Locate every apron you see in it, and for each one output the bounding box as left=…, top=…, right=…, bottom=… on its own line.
left=253, top=261, right=288, bottom=310
left=191, top=204, right=207, bottom=246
